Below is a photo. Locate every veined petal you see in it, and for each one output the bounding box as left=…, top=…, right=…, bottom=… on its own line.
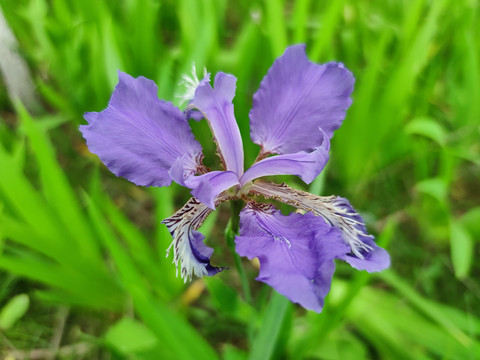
left=184, top=171, right=240, bottom=210
left=250, top=181, right=390, bottom=272
left=235, top=202, right=348, bottom=312
left=249, top=44, right=354, bottom=155
left=162, top=197, right=225, bottom=281
left=326, top=197, right=391, bottom=272
left=80, top=71, right=202, bottom=187
left=343, top=237, right=390, bottom=272
left=239, top=135, right=329, bottom=186
left=192, top=72, right=244, bottom=176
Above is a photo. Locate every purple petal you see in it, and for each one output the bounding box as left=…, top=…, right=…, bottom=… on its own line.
left=249, top=181, right=390, bottom=272
left=185, top=109, right=204, bottom=121
left=239, top=135, right=329, bottom=186
left=343, top=241, right=391, bottom=272
left=80, top=71, right=202, bottom=187
left=235, top=202, right=349, bottom=312
left=249, top=44, right=354, bottom=155
left=328, top=197, right=391, bottom=272
left=168, top=157, right=240, bottom=209
left=184, top=171, right=240, bottom=209
left=162, top=198, right=224, bottom=281
left=84, top=112, right=99, bottom=124
left=192, top=72, right=244, bottom=176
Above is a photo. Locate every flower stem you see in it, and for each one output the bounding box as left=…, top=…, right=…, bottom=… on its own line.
left=226, top=200, right=252, bottom=304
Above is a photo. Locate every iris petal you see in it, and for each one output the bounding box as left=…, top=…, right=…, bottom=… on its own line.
left=184, top=171, right=240, bottom=209
left=80, top=71, right=202, bottom=187
left=235, top=202, right=348, bottom=312
left=169, top=156, right=240, bottom=209
left=192, top=72, right=244, bottom=176
left=240, top=134, right=329, bottom=186
left=250, top=181, right=390, bottom=272
left=162, top=197, right=224, bottom=281
left=328, top=198, right=391, bottom=272
left=249, top=44, right=354, bottom=155
left=343, top=238, right=391, bottom=272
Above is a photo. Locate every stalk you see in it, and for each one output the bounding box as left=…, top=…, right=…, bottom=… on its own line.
left=225, top=199, right=252, bottom=304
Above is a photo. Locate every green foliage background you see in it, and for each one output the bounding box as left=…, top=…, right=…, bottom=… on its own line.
left=0, top=0, right=479, bottom=358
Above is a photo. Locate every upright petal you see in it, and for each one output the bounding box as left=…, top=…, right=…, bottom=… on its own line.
left=249, top=44, right=354, bottom=155
left=80, top=72, right=202, bottom=187
left=235, top=202, right=349, bottom=312
left=162, top=198, right=225, bottom=281
left=250, top=181, right=390, bottom=272
left=192, top=72, right=244, bottom=176
left=239, top=135, right=329, bottom=186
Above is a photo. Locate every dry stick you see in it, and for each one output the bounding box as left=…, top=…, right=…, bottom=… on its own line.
left=0, top=8, right=39, bottom=111
left=47, top=306, right=70, bottom=360
left=5, top=342, right=94, bottom=360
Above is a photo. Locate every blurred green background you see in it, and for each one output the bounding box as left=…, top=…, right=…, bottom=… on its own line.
left=0, top=0, right=479, bottom=359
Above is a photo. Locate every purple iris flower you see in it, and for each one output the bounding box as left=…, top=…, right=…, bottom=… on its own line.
left=80, top=45, right=390, bottom=312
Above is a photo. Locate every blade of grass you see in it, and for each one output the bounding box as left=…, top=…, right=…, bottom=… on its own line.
left=264, top=0, right=287, bottom=57
left=16, top=101, right=102, bottom=264
left=292, top=0, right=311, bottom=43
left=378, top=270, right=472, bottom=347
left=86, top=193, right=220, bottom=359
left=309, top=0, right=346, bottom=61
left=248, top=291, right=290, bottom=360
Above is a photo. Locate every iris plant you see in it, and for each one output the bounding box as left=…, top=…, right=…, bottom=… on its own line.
left=81, top=45, right=389, bottom=312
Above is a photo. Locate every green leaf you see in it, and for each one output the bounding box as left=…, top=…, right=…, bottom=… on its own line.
left=131, top=290, right=220, bottom=360
left=347, top=279, right=480, bottom=359
left=223, top=345, right=247, bottom=360
left=459, top=207, right=480, bottom=239
left=205, top=276, right=239, bottom=314
left=205, top=277, right=254, bottom=322
left=86, top=194, right=219, bottom=360
left=15, top=101, right=102, bottom=265
left=101, top=17, right=125, bottom=89
left=105, top=317, right=158, bottom=354
left=449, top=220, right=474, bottom=279
left=292, top=0, right=311, bottom=43
left=405, top=117, right=447, bottom=146
left=0, top=293, right=29, bottom=331
left=248, top=291, right=290, bottom=360
left=309, top=0, right=346, bottom=61
left=416, top=177, right=448, bottom=203
left=265, top=0, right=287, bottom=57
left=378, top=271, right=473, bottom=348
